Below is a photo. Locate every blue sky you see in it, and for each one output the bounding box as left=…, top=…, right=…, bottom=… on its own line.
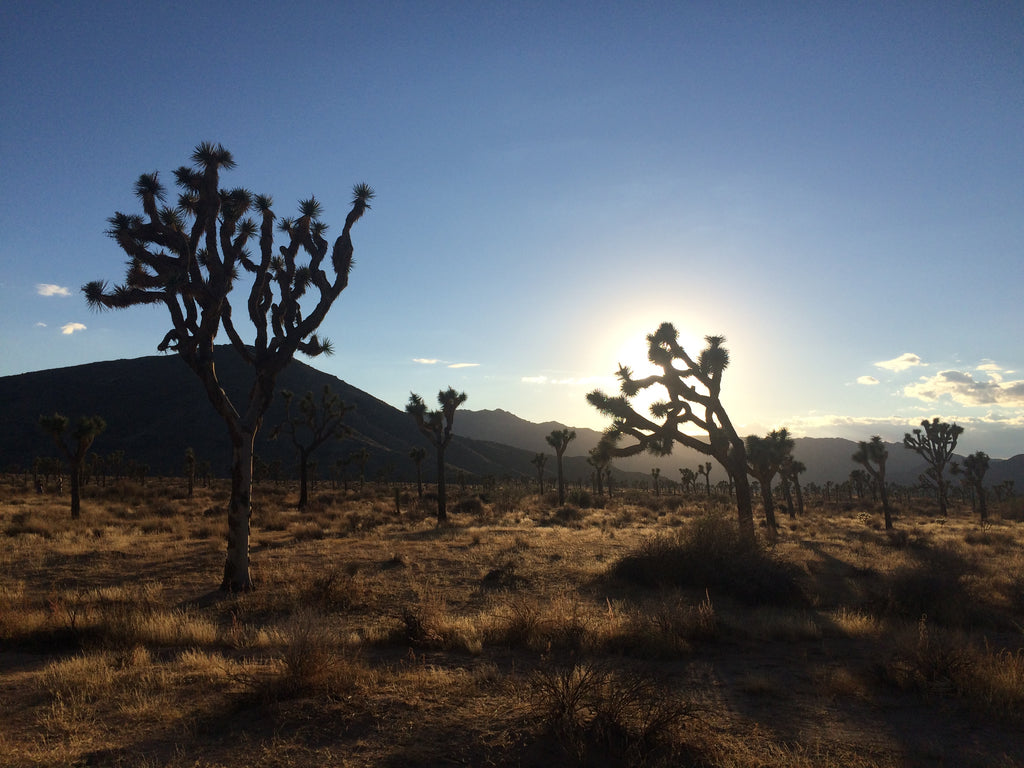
left=2, top=1, right=1022, bottom=457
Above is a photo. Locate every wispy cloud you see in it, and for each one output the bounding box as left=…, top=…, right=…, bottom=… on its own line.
left=448, top=362, right=479, bottom=369
left=413, top=358, right=439, bottom=365
left=856, top=376, right=879, bottom=386
left=61, top=322, right=86, bottom=335
left=521, top=374, right=608, bottom=388
left=35, top=322, right=47, bottom=328
left=37, top=283, right=71, bottom=297
left=903, top=370, right=1024, bottom=408
left=874, top=353, right=924, bottom=372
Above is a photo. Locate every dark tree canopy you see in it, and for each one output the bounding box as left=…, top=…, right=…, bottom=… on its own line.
left=903, top=418, right=963, bottom=517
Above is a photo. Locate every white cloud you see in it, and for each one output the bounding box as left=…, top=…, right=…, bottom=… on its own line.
left=413, top=358, right=439, bottom=365
left=35, top=322, right=47, bottom=328
left=521, top=374, right=608, bottom=388
left=856, top=376, right=879, bottom=386
left=37, top=283, right=71, bottom=297
left=903, top=370, right=1024, bottom=408
left=874, top=352, right=924, bottom=372
left=61, top=322, right=86, bottom=335
left=522, top=375, right=548, bottom=384
left=448, top=362, right=479, bottom=369
left=976, top=362, right=1002, bottom=372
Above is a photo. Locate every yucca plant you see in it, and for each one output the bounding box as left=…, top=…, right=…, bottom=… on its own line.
left=83, top=142, right=373, bottom=590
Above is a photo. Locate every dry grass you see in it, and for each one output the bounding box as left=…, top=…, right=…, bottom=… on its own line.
left=1, top=476, right=1023, bottom=767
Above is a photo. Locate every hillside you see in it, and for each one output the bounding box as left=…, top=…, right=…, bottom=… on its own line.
left=458, top=409, right=1024, bottom=490
left=2, top=352, right=1020, bottom=491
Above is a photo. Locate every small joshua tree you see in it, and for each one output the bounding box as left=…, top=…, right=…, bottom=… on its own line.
left=696, top=461, right=712, bottom=495
left=406, top=388, right=467, bottom=523
left=586, top=443, right=611, bottom=497
left=545, top=428, right=577, bottom=506
left=409, top=447, right=427, bottom=498
left=83, top=142, right=373, bottom=591
left=272, top=386, right=353, bottom=511
left=38, top=414, right=106, bottom=519
left=852, top=436, right=893, bottom=529
left=745, top=428, right=794, bottom=536
left=903, top=418, right=963, bottom=517
left=587, top=325, right=755, bottom=539
left=531, top=452, right=548, bottom=495
left=953, top=451, right=990, bottom=523
left=184, top=447, right=197, bottom=499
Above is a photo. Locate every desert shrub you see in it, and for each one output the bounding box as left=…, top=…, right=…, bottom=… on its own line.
left=538, top=505, right=585, bottom=528
left=610, top=512, right=805, bottom=606
left=568, top=489, right=592, bottom=508
left=454, top=495, right=485, bottom=516
left=528, top=661, right=693, bottom=765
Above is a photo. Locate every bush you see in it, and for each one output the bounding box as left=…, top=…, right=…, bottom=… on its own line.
left=611, top=513, right=805, bottom=606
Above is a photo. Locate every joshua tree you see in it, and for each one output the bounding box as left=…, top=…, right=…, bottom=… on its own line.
left=587, top=325, right=755, bottom=539
left=184, top=447, right=197, bottom=499
left=545, top=427, right=577, bottom=505
left=38, top=414, right=106, bottom=519
left=530, top=452, right=548, bottom=495
left=409, top=447, right=427, bottom=498
left=679, top=467, right=696, bottom=494
left=651, top=467, right=661, bottom=496
left=953, top=451, right=990, bottom=523
left=586, top=443, right=612, bottom=497
left=852, top=436, right=893, bottom=529
left=849, top=469, right=869, bottom=501
left=745, top=428, right=793, bottom=536
left=903, top=418, right=963, bottom=516
left=83, top=142, right=373, bottom=591
left=350, top=447, right=371, bottom=490
left=696, top=461, right=712, bottom=495
left=406, top=387, right=467, bottom=523
left=272, top=386, right=352, bottom=511
left=780, top=456, right=806, bottom=517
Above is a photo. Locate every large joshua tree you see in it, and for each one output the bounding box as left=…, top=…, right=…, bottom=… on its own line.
left=587, top=324, right=755, bottom=539
left=38, top=414, right=106, bottom=519
left=852, top=436, right=893, bottom=529
left=83, top=142, right=373, bottom=591
left=406, top=387, right=467, bottom=523
left=545, top=427, right=577, bottom=505
left=272, top=386, right=353, bottom=511
left=903, top=418, right=963, bottom=517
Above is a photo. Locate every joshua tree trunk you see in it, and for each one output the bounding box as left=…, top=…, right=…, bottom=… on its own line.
left=436, top=447, right=448, bottom=522
left=69, top=467, right=83, bottom=519
left=298, top=447, right=311, bottom=511
left=223, top=427, right=256, bottom=591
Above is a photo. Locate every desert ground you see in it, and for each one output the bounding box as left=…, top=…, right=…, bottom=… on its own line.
left=2, top=476, right=1023, bottom=767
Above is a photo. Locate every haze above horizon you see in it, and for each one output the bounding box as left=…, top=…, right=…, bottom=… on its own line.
left=1, top=3, right=1021, bottom=458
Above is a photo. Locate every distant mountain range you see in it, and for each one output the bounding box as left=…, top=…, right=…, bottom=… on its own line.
left=2, top=350, right=1021, bottom=490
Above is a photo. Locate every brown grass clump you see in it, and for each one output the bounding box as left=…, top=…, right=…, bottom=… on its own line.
left=1, top=477, right=1023, bottom=767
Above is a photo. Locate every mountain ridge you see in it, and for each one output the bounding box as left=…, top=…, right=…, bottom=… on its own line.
left=2, top=352, right=1020, bottom=491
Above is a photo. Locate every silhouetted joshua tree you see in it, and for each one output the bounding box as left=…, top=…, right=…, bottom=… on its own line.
left=779, top=456, right=806, bottom=517
left=272, top=386, right=352, bottom=511
left=697, top=461, right=712, bottom=495
left=545, top=427, right=577, bottom=505
left=406, top=388, right=467, bottom=523
left=409, top=447, right=427, bottom=498
left=83, top=143, right=372, bottom=591
left=953, top=451, right=990, bottom=524
left=852, top=436, right=893, bottom=529
left=586, top=443, right=612, bottom=497
left=651, top=467, right=661, bottom=496
left=531, top=452, right=549, bottom=495
left=184, top=447, right=197, bottom=499
left=38, top=413, right=106, bottom=519
left=745, top=428, right=793, bottom=537
left=587, top=325, right=755, bottom=539
left=679, top=467, right=696, bottom=494
left=903, top=418, right=963, bottom=517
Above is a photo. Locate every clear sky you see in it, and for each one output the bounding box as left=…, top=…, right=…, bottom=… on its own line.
left=2, top=2, right=1022, bottom=457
